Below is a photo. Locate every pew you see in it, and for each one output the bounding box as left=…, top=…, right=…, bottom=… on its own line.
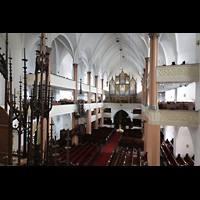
left=119, top=150, right=127, bottom=166
left=52, top=101, right=61, bottom=105
left=119, top=129, right=143, bottom=150
left=129, top=149, right=133, bottom=166
left=106, top=148, right=117, bottom=166
left=158, top=101, right=195, bottom=110
left=74, top=144, right=96, bottom=166
left=84, top=146, right=101, bottom=166
left=70, top=144, right=92, bottom=165
left=59, top=142, right=101, bottom=166
left=160, top=143, right=179, bottom=166
left=184, top=154, right=194, bottom=166
left=112, top=147, right=122, bottom=166
left=81, top=127, right=115, bottom=145
left=60, top=143, right=88, bottom=165
left=176, top=154, right=188, bottom=166
left=137, top=150, right=140, bottom=166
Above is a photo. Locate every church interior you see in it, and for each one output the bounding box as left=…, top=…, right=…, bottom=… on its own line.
left=0, top=33, right=200, bottom=166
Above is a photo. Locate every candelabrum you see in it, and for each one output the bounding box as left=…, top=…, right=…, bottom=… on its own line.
left=29, top=33, right=53, bottom=165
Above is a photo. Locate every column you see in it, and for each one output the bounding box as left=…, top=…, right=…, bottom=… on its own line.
left=72, top=63, right=78, bottom=130
left=100, top=79, right=104, bottom=127
left=193, top=33, right=200, bottom=165
left=149, top=33, right=160, bottom=110
left=73, top=63, right=78, bottom=103
left=143, top=68, right=146, bottom=105
left=86, top=71, right=91, bottom=134
left=141, top=77, right=144, bottom=104
left=141, top=77, right=144, bottom=129
left=145, top=57, right=150, bottom=106
left=144, top=33, right=160, bottom=166
left=94, top=76, right=98, bottom=129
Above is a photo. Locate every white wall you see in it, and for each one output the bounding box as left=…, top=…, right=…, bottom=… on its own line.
left=52, top=113, right=72, bottom=140
left=175, top=127, right=194, bottom=157
left=177, top=82, right=196, bottom=102
left=60, top=53, right=73, bottom=79
left=165, top=89, right=175, bottom=102
left=177, top=33, right=196, bottom=64
left=164, top=125, right=178, bottom=142
left=194, top=33, right=200, bottom=165
left=158, top=92, right=165, bottom=102
left=164, top=125, right=195, bottom=158
left=60, top=90, right=73, bottom=100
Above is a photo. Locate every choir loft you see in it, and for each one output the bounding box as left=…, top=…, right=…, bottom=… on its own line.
left=0, top=33, right=199, bottom=166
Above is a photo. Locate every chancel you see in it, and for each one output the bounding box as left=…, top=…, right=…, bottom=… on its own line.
left=0, top=33, right=199, bottom=166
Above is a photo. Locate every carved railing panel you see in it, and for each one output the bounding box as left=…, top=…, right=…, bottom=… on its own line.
left=142, top=104, right=199, bottom=127
left=156, top=63, right=199, bottom=83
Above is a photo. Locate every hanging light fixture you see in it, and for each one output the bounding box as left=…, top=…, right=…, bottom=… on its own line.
left=117, top=38, right=124, bottom=133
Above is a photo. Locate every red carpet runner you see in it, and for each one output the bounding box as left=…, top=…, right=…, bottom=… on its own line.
left=93, top=132, right=122, bottom=166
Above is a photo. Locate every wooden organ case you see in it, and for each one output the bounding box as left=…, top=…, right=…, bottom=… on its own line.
left=109, top=69, right=137, bottom=103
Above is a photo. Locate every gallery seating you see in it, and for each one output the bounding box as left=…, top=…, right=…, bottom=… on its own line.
left=52, top=98, right=74, bottom=105
left=158, top=101, right=195, bottom=110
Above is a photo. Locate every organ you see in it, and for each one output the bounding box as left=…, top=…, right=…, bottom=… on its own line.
left=109, top=69, right=137, bottom=103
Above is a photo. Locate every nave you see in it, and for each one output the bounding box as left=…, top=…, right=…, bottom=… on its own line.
left=1, top=33, right=200, bottom=166
left=50, top=126, right=146, bottom=166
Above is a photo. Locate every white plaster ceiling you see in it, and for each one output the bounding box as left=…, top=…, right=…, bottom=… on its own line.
left=14, top=33, right=197, bottom=86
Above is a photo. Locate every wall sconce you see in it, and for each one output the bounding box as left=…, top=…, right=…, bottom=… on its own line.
left=197, top=40, right=200, bottom=46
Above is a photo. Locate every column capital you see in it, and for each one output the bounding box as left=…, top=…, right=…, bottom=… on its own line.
left=87, top=71, right=91, bottom=75
left=101, top=78, right=104, bottom=81
left=148, top=33, right=160, bottom=40
left=95, top=75, right=98, bottom=78
left=73, top=63, right=78, bottom=68
left=145, top=57, right=150, bottom=62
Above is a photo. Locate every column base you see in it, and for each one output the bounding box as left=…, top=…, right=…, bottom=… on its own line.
left=149, top=104, right=159, bottom=110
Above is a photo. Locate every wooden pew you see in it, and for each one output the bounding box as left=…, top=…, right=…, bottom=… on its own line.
left=137, top=150, right=140, bottom=166
left=75, top=144, right=96, bottom=166
left=176, top=154, right=188, bottom=166
left=70, top=144, right=92, bottom=165
left=161, top=143, right=179, bottom=166
left=106, top=148, right=117, bottom=166
left=158, top=101, right=195, bottom=110
left=119, top=150, right=127, bottom=166
left=60, top=143, right=88, bottom=165
left=184, top=154, right=194, bottom=166
left=84, top=146, right=101, bottom=166
left=112, top=147, right=122, bottom=166
left=129, top=149, right=133, bottom=166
